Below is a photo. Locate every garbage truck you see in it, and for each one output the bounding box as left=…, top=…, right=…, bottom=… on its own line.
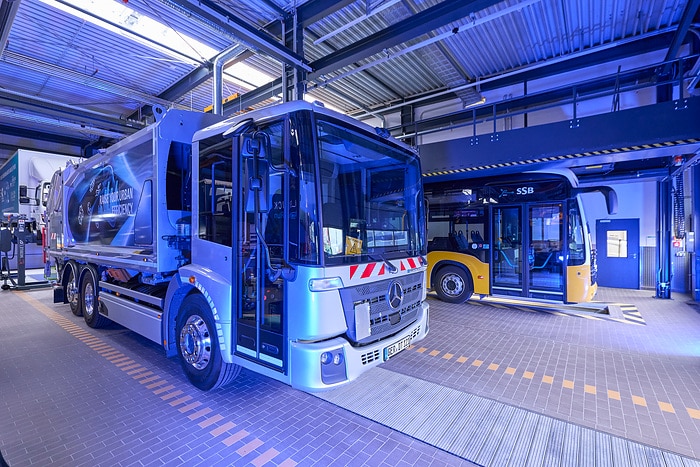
left=0, top=149, right=75, bottom=269
left=46, top=102, right=429, bottom=391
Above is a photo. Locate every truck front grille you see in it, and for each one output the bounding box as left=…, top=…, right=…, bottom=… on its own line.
left=339, top=273, right=423, bottom=345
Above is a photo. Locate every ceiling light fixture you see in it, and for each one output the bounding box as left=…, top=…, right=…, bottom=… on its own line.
left=36, top=0, right=274, bottom=89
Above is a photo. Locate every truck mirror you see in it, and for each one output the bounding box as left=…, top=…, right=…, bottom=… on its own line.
left=19, top=185, right=30, bottom=204
left=245, top=158, right=269, bottom=213
left=41, top=182, right=51, bottom=207
left=242, top=132, right=271, bottom=214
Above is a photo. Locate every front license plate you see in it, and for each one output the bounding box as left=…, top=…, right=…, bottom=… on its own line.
left=384, top=335, right=412, bottom=360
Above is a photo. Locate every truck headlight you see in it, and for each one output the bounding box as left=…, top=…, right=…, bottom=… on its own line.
left=309, top=277, right=343, bottom=291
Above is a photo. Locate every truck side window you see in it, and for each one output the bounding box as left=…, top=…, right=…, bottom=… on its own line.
left=166, top=141, right=191, bottom=211
left=198, top=135, right=233, bottom=247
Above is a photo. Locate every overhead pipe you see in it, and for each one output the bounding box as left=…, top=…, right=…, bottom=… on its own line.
left=212, top=44, right=246, bottom=115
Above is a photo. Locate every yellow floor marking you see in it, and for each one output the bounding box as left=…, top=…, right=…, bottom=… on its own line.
left=687, top=408, right=700, bottom=420
left=133, top=371, right=154, bottom=380
left=658, top=402, right=675, bottom=413
left=188, top=407, right=213, bottom=421
left=505, top=367, right=516, bottom=375
left=456, top=356, right=468, bottom=364
left=416, top=347, right=428, bottom=353
left=563, top=380, right=574, bottom=390
left=487, top=363, right=499, bottom=371
left=542, top=375, right=553, bottom=384
left=632, top=395, right=647, bottom=407
left=429, top=350, right=440, bottom=357
left=146, top=380, right=168, bottom=390
left=153, top=384, right=175, bottom=395
left=607, top=390, right=621, bottom=401
left=179, top=401, right=202, bottom=413
left=223, top=429, right=249, bottom=447
left=198, top=414, right=224, bottom=428
left=169, top=395, right=193, bottom=407
left=523, top=371, right=534, bottom=379
left=252, top=448, right=281, bottom=467
left=584, top=385, right=596, bottom=395
left=210, top=421, right=236, bottom=437
left=472, top=359, right=483, bottom=367
left=160, top=390, right=184, bottom=401
left=442, top=353, right=454, bottom=360
left=139, top=375, right=161, bottom=385
left=237, top=438, right=264, bottom=456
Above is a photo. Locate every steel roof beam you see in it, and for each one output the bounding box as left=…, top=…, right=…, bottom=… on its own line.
left=0, top=123, right=90, bottom=147
left=222, top=78, right=284, bottom=115
left=168, top=0, right=309, bottom=72
left=146, top=0, right=355, bottom=117
left=661, top=0, right=700, bottom=77
left=664, top=0, right=700, bottom=62
left=0, top=89, right=145, bottom=134
left=307, top=0, right=503, bottom=81
left=265, top=0, right=356, bottom=37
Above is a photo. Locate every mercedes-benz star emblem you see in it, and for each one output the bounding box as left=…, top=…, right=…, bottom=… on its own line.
left=387, top=281, right=404, bottom=309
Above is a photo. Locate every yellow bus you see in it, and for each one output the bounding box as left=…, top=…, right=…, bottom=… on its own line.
left=425, top=170, right=616, bottom=303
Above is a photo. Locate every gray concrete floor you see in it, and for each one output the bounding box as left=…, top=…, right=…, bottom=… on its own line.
left=1, top=285, right=699, bottom=466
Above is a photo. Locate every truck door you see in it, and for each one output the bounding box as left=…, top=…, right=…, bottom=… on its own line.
left=236, top=122, right=286, bottom=372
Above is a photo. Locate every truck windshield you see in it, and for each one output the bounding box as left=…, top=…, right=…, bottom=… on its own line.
left=316, top=116, right=425, bottom=265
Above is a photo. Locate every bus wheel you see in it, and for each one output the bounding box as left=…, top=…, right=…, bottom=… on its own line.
left=176, top=294, right=241, bottom=391
left=435, top=265, right=473, bottom=304
left=65, top=261, right=81, bottom=316
left=81, top=266, right=108, bottom=329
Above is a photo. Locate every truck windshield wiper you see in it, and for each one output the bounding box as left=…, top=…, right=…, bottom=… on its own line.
left=369, top=254, right=397, bottom=273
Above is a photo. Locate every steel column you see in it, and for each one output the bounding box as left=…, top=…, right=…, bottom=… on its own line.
left=657, top=179, right=673, bottom=298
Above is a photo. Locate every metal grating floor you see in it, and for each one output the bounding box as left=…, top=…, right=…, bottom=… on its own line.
left=316, top=367, right=700, bottom=467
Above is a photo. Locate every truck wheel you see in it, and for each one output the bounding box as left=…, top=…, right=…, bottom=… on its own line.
left=65, top=261, right=81, bottom=316
left=435, top=265, right=473, bottom=304
left=176, top=294, right=241, bottom=391
left=81, top=266, right=108, bottom=329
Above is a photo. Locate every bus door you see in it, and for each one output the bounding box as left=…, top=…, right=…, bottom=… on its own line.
left=528, top=203, right=565, bottom=300
left=492, top=206, right=524, bottom=296
left=492, top=203, right=565, bottom=300
left=236, top=125, right=286, bottom=372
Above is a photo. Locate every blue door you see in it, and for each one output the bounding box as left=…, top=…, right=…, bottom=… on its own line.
left=596, top=218, right=640, bottom=289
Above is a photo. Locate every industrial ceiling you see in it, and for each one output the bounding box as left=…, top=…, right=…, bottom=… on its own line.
left=0, top=0, right=698, bottom=178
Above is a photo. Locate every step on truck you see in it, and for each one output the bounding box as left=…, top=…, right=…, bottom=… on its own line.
left=46, top=102, right=429, bottom=391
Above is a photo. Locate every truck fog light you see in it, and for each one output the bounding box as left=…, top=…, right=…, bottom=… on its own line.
left=321, top=352, right=332, bottom=365
left=333, top=353, right=344, bottom=365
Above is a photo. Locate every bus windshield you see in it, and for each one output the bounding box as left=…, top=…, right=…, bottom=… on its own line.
left=316, top=116, right=425, bottom=265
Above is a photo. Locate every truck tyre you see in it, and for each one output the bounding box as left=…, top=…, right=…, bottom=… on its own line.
left=81, top=266, right=108, bottom=329
left=434, top=265, right=473, bottom=304
left=176, top=294, right=241, bottom=391
left=65, top=261, right=81, bottom=316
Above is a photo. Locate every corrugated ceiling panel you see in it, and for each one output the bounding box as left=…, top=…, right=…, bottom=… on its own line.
left=8, top=0, right=208, bottom=117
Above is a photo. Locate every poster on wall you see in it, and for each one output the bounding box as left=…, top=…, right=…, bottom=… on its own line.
left=0, top=154, right=19, bottom=214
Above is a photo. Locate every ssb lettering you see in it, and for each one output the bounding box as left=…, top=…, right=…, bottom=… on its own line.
left=516, top=186, right=534, bottom=195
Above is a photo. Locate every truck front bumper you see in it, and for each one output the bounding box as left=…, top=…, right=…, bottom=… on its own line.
left=289, top=300, right=429, bottom=392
